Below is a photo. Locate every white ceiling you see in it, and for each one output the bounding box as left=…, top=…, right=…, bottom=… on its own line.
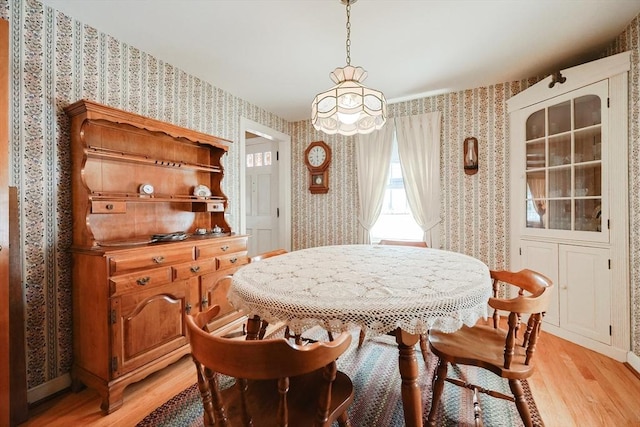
left=40, top=0, right=640, bottom=122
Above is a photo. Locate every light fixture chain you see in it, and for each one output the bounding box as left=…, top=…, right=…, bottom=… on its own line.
left=345, top=1, right=351, bottom=66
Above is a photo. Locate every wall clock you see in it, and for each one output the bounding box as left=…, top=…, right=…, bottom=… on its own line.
left=304, top=141, right=331, bottom=194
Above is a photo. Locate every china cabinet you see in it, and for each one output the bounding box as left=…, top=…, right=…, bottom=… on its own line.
left=66, top=100, right=248, bottom=413
left=508, top=52, right=630, bottom=361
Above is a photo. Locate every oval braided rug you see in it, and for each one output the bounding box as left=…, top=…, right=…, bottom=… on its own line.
left=137, top=327, right=542, bottom=426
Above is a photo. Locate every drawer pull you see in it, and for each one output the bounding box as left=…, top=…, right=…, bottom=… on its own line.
left=152, top=256, right=165, bottom=264
left=136, top=276, right=150, bottom=286
left=190, top=265, right=201, bottom=273
left=221, top=245, right=230, bottom=251
left=106, top=204, right=114, bottom=210
left=230, top=257, right=238, bottom=264
left=201, top=296, right=208, bottom=308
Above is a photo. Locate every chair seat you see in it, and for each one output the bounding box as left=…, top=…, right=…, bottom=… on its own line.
left=429, top=325, right=535, bottom=380
left=217, top=369, right=354, bottom=426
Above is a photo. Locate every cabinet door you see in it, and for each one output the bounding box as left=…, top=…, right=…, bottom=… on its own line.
left=520, top=240, right=559, bottom=327
left=559, top=245, right=611, bottom=344
left=110, top=281, right=190, bottom=378
left=518, top=80, right=609, bottom=243
left=200, top=271, right=244, bottom=331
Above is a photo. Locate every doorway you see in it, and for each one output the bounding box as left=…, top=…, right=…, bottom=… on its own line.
left=239, top=118, right=291, bottom=257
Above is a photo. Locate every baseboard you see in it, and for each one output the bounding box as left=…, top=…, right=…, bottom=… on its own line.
left=627, top=351, right=640, bottom=376
left=27, top=373, right=71, bottom=404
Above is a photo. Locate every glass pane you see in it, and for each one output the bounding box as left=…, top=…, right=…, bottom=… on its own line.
left=549, top=167, right=570, bottom=198
left=575, top=199, right=602, bottom=232
left=526, top=141, right=545, bottom=169
left=526, top=170, right=546, bottom=198
left=548, top=101, right=571, bottom=135
left=575, top=164, right=601, bottom=197
left=255, top=152, right=263, bottom=167
left=575, top=127, right=601, bottom=162
left=526, top=200, right=545, bottom=228
left=246, top=153, right=254, bottom=168
left=548, top=200, right=571, bottom=230
left=526, top=110, right=545, bottom=140
left=574, top=94, right=601, bottom=129
left=264, top=151, right=272, bottom=165
left=549, top=134, right=571, bottom=166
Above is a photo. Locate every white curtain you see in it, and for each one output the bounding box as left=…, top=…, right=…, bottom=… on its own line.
left=395, top=112, right=442, bottom=248
left=355, top=122, right=395, bottom=244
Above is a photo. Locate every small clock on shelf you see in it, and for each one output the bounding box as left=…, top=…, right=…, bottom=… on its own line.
left=139, top=183, right=154, bottom=196
left=193, top=184, right=212, bottom=198
left=304, top=141, right=331, bottom=194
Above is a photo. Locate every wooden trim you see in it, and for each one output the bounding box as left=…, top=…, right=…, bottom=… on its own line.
left=507, top=51, right=631, bottom=112
left=0, top=17, right=11, bottom=427
left=9, top=187, right=28, bottom=423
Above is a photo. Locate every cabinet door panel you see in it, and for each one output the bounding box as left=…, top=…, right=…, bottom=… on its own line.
left=200, top=272, right=244, bottom=331
left=559, top=245, right=611, bottom=344
left=111, top=281, right=189, bottom=377
left=520, top=240, right=559, bottom=327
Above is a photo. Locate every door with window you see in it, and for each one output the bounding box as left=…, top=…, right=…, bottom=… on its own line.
left=246, top=138, right=279, bottom=257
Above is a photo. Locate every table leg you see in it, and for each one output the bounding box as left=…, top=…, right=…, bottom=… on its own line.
left=395, top=328, right=423, bottom=427
left=246, top=315, right=261, bottom=340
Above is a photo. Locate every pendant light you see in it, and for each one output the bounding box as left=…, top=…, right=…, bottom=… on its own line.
left=311, top=0, right=387, bottom=136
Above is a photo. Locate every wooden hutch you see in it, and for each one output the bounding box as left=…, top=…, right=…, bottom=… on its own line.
left=66, top=100, right=248, bottom=413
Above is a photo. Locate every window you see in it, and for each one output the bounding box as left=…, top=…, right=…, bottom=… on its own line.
left=370, top=138, right=422, bottom=242
left=246, top=151, right=272, bottom=168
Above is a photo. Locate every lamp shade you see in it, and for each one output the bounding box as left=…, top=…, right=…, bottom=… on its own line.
left=312, top=65, right=387, bottom=136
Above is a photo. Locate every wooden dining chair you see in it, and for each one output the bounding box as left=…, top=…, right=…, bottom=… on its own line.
left=250, top=248, right=288, bottom=263
left=378, top=239, right=428, bottom=248
left=187, top=305, right=354, bottom=427
left=426, top=269, right=553, bottom=427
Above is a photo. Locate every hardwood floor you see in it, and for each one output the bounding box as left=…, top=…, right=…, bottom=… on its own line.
left=19, top=330, right=640, bottom=427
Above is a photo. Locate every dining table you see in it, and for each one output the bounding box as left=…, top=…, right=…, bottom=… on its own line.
left=228, top=244, right=492, bottom=427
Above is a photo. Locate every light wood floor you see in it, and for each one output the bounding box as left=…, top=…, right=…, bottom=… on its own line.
left=19, top=329, right=640, bottom=427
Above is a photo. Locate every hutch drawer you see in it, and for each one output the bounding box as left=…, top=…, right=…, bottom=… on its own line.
left=109, top=246, right=194, bottom=275
left=172, top=259, right=217, bottom=280
left=109, top=266, right=173, bottom=296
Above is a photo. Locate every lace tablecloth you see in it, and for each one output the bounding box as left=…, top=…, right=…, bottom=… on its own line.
left=229, top=244, right=492, bottom=336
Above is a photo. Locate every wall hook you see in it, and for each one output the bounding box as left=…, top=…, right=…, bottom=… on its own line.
left=548, top=71, right=566, bottom=88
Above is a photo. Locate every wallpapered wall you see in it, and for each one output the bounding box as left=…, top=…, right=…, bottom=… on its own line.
left=3, top=0, right=640, bottom=397
left=1, top=0, right=290, bottom=390
left=608, top=16, right=640, bottom=356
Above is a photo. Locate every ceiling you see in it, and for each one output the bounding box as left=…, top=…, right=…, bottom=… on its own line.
left=39, top=0, right=640, bottom=122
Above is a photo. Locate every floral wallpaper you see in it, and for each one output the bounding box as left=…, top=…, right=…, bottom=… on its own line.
left=3, top=0, right=640, bottom=400
left=1, top=0, right=289, bottom=391
left=607, top=16, right=640, bottom=356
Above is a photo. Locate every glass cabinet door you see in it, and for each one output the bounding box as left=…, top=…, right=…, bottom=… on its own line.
left=523, top=81, right=607, bottom=238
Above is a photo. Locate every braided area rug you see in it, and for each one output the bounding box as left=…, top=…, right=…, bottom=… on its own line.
left=137, top=327, right=542, bottom=426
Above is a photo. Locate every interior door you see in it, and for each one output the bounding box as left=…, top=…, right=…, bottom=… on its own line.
left=245, top=137, right=279, bottom=257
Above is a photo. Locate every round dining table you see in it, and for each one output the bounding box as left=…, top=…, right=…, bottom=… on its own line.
left=229, top=244, right=492, bottom=427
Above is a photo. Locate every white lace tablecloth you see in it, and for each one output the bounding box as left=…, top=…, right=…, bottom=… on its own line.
left=229, top=245, right=492, bottom=336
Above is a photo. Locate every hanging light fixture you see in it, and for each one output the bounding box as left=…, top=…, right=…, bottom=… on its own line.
left=311, top=0, right=387, bottom=136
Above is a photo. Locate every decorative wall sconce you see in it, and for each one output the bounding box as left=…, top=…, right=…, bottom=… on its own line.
left=463, top=137, right=479, bottom=175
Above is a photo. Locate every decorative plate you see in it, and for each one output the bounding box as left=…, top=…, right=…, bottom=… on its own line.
left=193, top=184, right=211, bottom=197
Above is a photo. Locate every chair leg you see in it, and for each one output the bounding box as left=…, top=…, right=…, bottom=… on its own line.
left=508, top=379, right=535, bottom=427
left=337, top=411, right=352, bottom=427
left=419, top=334, right=429, bottom=367
left=358, top=328, right=366, bottom=347
left=426, top=358, right=448, bottom=427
